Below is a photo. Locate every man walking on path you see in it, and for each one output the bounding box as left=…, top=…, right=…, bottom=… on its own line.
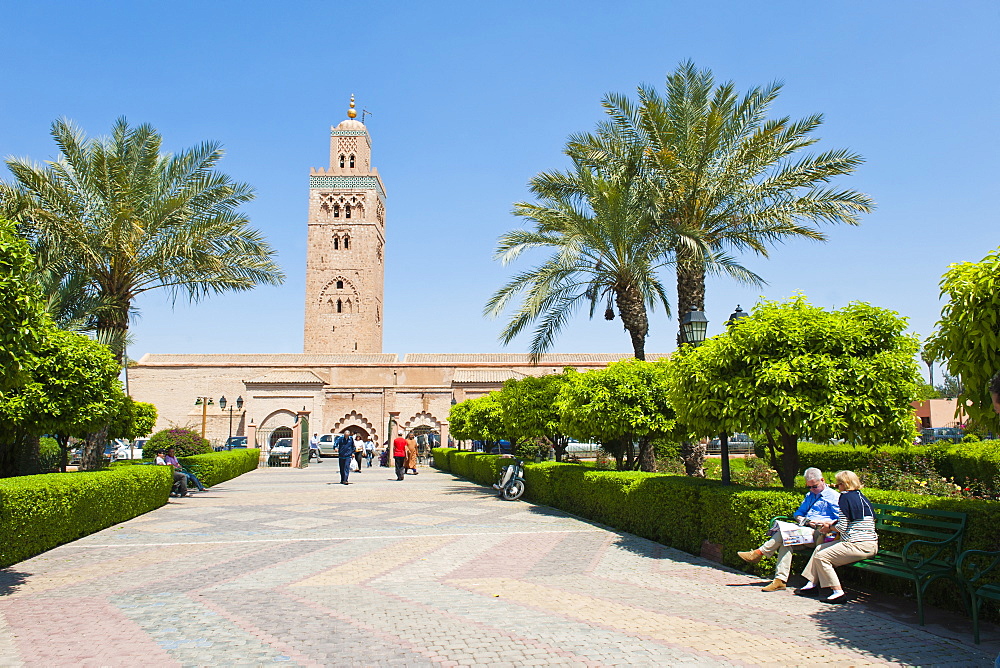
left=337, top=432, right=354, bottom=484
left=392, top=432, right=407, bottom=481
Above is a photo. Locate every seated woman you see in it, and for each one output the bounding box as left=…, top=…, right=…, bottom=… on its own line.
left=795, top=469, right=878, bottom=603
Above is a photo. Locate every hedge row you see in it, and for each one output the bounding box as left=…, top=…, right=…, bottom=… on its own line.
left=754, top=440, right=1000, bottom=485
left=112, top=449, right=260, bottom=487
left=0, top=465, right=173, bottom=567
left=431, top=447, right=1000, bottom=612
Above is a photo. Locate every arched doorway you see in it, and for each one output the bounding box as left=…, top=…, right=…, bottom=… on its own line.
left=270, top=426, right=292, bottom=447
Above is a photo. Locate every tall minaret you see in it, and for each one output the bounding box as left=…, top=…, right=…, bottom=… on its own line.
left=303, top=96, right=385, bottom=353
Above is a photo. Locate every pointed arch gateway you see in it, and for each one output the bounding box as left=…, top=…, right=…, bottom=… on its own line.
left=330, top=410, right=378, bottom=442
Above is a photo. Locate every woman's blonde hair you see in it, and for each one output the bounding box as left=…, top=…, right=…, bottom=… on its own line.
left=835, top=470, right=862, bottom=491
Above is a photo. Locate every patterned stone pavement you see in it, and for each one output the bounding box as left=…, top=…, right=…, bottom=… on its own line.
left=0, top=463, right=997, bottom=667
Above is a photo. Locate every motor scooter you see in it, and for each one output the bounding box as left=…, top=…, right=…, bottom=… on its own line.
left=493, top=455, right=525, bottom=501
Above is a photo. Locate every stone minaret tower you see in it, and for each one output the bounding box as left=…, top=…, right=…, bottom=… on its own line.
left=304, top=96, right=386, bottom=353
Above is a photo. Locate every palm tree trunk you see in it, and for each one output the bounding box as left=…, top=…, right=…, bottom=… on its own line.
left=676, top=249, right=706, bottom=345
left=616, top=287, right=648, bottom=361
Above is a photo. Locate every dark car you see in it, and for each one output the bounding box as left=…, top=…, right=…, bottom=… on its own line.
left=488, top=441, right=513, bottom=455
left=920, top=427, right=963, bottom=444
left=217, top=436, right=248, bottom=451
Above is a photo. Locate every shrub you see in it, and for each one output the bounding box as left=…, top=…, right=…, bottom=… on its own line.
left=177, top=449, right=259, bottom=487
left=431, top=447, right=452, bottom=471
left=38, top=436, right=60, bottom=472
left=0, top=465, right=171, bottom=567
left=145, top=428, right=212, bottom=456
left=113, top=449, right=259, bottom=488
left=730, top=456, right=778, bottom=487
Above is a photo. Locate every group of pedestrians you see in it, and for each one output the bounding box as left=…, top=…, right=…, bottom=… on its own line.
left=323, top=431, right=418, bottom=485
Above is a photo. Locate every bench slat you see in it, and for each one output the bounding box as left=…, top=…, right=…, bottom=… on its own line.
left=871, top=504, right=968, bottom=520
left=875, top=516, right=966, bottom=532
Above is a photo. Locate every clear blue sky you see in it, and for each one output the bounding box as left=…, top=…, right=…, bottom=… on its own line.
left=3, top=1, right=998, bottom=376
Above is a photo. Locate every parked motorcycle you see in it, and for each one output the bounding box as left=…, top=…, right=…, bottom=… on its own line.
left=493, top=455, right=526, bottom=501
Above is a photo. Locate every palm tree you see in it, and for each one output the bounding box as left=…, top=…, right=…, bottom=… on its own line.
left=577, top=61, right=874, bottom=330
left=485, top=148, right=673, bottom=361
left=1, top=117, right=284, bottom=363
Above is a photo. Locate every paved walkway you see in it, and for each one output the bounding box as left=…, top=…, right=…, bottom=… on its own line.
left=0, top=464, right=997, bottom=667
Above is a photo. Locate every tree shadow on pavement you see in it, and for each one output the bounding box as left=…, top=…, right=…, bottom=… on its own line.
left=808, top=603, right=997, bottom=665
left=0, top=569, right=28, bottom=596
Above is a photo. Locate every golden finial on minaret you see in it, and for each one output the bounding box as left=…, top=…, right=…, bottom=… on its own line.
left=347, top=94, right=357, bottom=119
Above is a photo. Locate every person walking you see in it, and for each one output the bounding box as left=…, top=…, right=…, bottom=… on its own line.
left=337, top=432, right=354, bottom=485
left=353, top=434, right=365, bottom=471
left=405, top=434, right=419, bottom=474
left=309, top=432, right=321, bottom=463
left=364, top=437, right=375, bottom=467
left=392, top=432, right=407, bottom=481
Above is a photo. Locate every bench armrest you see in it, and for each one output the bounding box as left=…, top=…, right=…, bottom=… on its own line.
left=900, top=533, right=963, bottom=571
left=956, top=549, right=1000, bottom=586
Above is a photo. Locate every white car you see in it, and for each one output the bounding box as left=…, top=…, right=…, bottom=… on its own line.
left=269, top=437, right=294, bottom=465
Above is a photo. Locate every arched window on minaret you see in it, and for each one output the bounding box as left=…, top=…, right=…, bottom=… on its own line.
left=349, top=154, right=355, bottom=168
left=333, top=237, right=339, bottom=250
left=333, top=204, right=340, bottom=218
left=339, top=154, right=346, bottom=168
left=343, top=236, right=350, bottom=249
left=345, top=205, right=352, bottom=219
left=336, top=299, right=343, bottom=313
left=336, top=280, right=344, bottom=289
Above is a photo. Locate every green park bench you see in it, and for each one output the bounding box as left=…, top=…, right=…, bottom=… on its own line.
left=955, top=549, right=1000, bottom=643
left=850, top=503, right=967, bottom=626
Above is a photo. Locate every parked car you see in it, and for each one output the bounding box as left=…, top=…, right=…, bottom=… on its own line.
left=269, top=437, right=294, bottom=465
left=114, top=440, right=144, bottom=460
left=564, top=440, right=600, bottom=458
left=920, top=427, right=963, bottom=444
left=216, top=436, right=248, bottom=451
left=708, top=433, right=755, bottom=453
left=488, top=440, right=513, bottom=455
left=317, top=433, right=339, bottom=457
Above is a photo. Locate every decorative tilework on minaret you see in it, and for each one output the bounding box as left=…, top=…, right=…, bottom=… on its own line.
left=303, top=96, right=385, bottom=353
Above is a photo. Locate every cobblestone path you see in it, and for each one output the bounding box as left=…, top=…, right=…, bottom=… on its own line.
left=0, top=464, right=995, bottom=667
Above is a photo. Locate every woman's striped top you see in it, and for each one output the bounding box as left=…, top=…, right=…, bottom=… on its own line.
left=835, top=489, right=878, bottom=543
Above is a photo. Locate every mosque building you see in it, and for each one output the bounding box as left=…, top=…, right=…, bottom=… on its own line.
left=130, top=98, right=645, bottom=449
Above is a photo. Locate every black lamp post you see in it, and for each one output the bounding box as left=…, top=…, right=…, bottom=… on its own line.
left=679, top=305, right=709, bottom=346
left=219, top=395, right=244, bottom=447
left=717, top=305, right=751, bottom=485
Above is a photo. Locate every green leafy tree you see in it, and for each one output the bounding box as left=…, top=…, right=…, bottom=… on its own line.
left=494, top=373, right=571, bottom=461
left=666, top=296, right=922, bottom=487
left=485, top=145, right=672, bottom=361
left=0, top=219, right=47, bottom=391
left=107, top=398, right=158, bottom=442
left=145, top=428, right=212, bottom=457
left=577, top=61, right=873, bottom=324
left=448, top=395, right=506, bottom=444
left=927, top=249, right=1000, bottom=432
left=0, top=327, right=124, bottom=476
left=556, top=359, right=678, bottom=471
left=1, top=117, right=285, bottom=363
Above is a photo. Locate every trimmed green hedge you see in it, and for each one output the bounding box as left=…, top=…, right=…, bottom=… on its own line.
left=433, top=447, right=1000, bottom=615
left=112, top=449, right=260, bottom=487
left=0, top=465, right=172, bottom=567
left=753, top=440, right=1000, bottom=485
left=178, top=449, right=259, bottom=487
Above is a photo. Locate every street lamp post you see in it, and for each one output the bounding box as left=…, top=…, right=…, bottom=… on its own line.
left=677, top=305, right=709, bottom=478
left=194, top=397, right=214, bottom=438
left=219, top=395, right=244, bottom=447
left=717, top=305, right=751, bottom=485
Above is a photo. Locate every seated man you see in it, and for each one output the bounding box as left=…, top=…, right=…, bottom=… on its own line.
left=155, top=448, right=189, bottom=497
left=164, top=446, right=206, bottom=491
left=737, top=467, right=840, bottom=591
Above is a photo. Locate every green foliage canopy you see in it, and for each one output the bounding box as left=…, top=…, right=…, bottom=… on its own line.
left=107, top=398, right=158, bottom=442
left=927, top=249, right=1000, bottom=432
left=666, top=296, right=922, bottom=487
left=495, top=373, right=572, bottom=459
left=448, top=395, right=506, bottom=443
left=557, top=359, right=678, bottom=471
left=0, top=219, right=46, bottom=390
